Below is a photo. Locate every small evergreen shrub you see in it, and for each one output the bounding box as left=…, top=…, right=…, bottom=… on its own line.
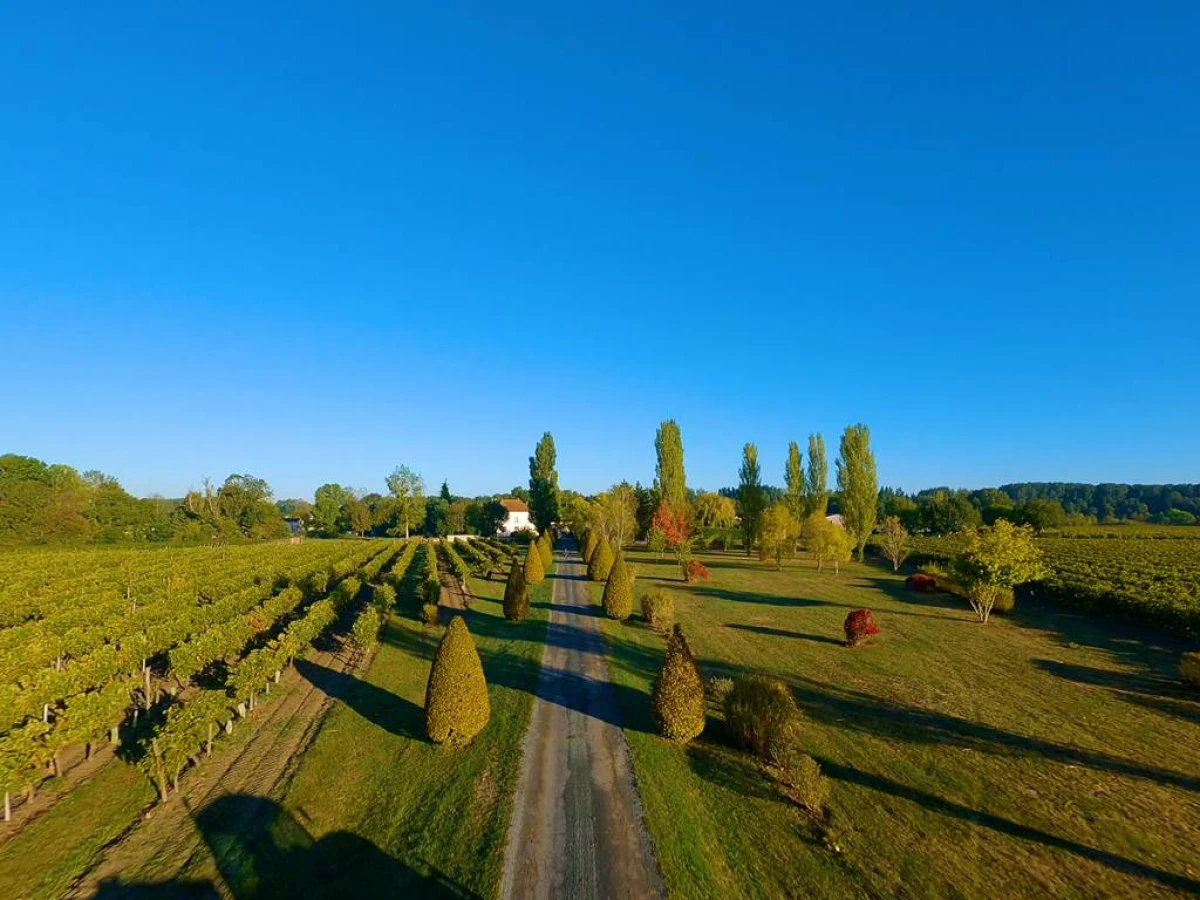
left=587, top=536, right=615, bottom=582
left=421, top=603, right=440, bottom=626
left=581, top=530, right=598, bottom=564
left=1182, top=651, right=1200, bottom=688
left=503, top=556, right=528, bottom=622
left=843, top=609, right=880, bottom=647
left=523, top=541, right=545, bottom=585
left=424, top=616, right=491, bottom=747
left=723, top=675, right=803, bottom=761
left=651, top=625, right=706, bottom=742
left=603, top=552, right=634, bottom=620
left=538, top=533, right=553, bottom=569
left=641, top=592, right=675, bottom=632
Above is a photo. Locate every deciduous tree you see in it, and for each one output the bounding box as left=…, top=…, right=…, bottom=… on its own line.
left=836, top=424, right=878, bottom=561
left=528, top=433, right=560, bottom=531
left=879, top=515, right=908, bottom=571
left=952, top=521, right=1048, bottom=623
left=386, top=466, right=425, bottom=539
left=739, top=443, right=765, bottom=556
left=804, top=434, right=829, bottom=518
left=784, top=442, right=804, bottom=522
left=654, top=420, right=687, bottom=509
left=759, top=504, right=799, bottom=570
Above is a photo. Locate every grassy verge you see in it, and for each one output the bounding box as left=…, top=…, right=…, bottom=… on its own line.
left=599, top=547, right=1200, bottom=899
left=167, top=564, right=553, bottom=897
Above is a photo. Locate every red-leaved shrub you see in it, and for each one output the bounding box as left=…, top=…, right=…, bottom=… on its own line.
left=685, top=560, right=710, bottom=582
left=905, top=574, right=936, bottom=592
left=844, top=609, right=880, bottom=647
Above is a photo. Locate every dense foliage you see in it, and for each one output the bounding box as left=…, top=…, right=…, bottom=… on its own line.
left=651, top=625, right=705, bottom=742
left=843, top=609, right=880, bottom=647
left=602, top=551, right=633, bottom=620
left=423, top=616, right=490, bottom=747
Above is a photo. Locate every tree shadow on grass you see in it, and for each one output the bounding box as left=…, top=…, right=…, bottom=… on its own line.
left=786, top=675, right=1200, bottom=793
left=95, top=794, right=476, bottom=899
left=815, top=757, right=1200, bottom=895
left=1032, top=659, right=1196, bottom=700
left=686, top=741, right=776, bottom=802
left=725, top=623, right=844, bottom=645
left=295, top=658, right=424, bottom=740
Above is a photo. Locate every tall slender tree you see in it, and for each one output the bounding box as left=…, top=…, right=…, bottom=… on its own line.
left=654, top=420, right=687, bottom=509
left=784, top=441, right=804, bottom=522
left=805, top=433, right=829, bottom=518
left=738, top=443, right=765, bottom=557
left=386, top=466, right=425, bottom=539
left=836, top=424, right=879, bottom=561
left=528, top=433, right=560, bottom=532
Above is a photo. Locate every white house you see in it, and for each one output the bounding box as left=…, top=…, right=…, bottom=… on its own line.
left=498, top=498, right=537, bottom=537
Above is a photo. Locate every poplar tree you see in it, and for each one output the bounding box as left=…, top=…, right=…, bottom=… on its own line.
left=836, top=423, right=879, bottom=561
left=528, top=432, right=560, bottom=532
left=738, top=443, right=765, bottom=556
left=654, top=420, right=687, bottom=509
left=805, top=434, right=829, bottom=518
left=784, top=441, right=804, bottom=522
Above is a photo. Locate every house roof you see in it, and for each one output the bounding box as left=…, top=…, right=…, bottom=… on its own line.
left=500, top=498, right=529, bottom=513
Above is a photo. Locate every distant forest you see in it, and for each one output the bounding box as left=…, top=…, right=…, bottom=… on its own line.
left=920, top=483, right=1200, bottom=524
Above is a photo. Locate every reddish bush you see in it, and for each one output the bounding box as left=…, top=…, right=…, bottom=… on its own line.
left=685, top=560, right=710, bottom=582
left=905, top=574, right=937, bottom=593
left=844, top=609, right=880, bottom=647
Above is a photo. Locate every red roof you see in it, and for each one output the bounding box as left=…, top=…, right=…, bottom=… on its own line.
left=500, top=498, right=529, bottom=513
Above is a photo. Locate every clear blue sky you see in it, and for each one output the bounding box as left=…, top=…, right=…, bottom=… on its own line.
left=3, top=3, right=1197, bottom=500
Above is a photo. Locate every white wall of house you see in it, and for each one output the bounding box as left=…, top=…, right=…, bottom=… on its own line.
left=499, top=510, right=537, bottom=536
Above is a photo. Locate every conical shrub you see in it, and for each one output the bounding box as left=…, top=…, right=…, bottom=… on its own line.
left=523, top=540, right=545, bottom=585
left=587, top=535, right=614, bottom=582
left=581, top=529, right=597, bottom=564
left=503, top=557, right=528, bottom=622
left=425, top=616, right=491, bottom=747
left=602, top=551, right=633, bottom=620
left=538, top=532, right=553, bottom=570
left=651, top=624, right=705, bottom=742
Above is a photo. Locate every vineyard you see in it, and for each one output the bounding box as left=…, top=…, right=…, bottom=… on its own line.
left=906, top=531, right=1200, bottom=637
left=0, top=539, right=415, bottom=821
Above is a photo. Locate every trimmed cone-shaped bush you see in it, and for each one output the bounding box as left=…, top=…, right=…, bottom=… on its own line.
left=538, top=532, right=553, bottom=570
left=503, top=557, right=528, bottom=622
left=581, top=529, right=597, bottom=564
left=587, top=535, right=614, bottom=582
left=651, top=625, right=706, bottom=742
left=523, top=540, right=545, bottom=585
left=425, top=616, right=491, bottom=747
left=602, top=551, right=634, bottom=620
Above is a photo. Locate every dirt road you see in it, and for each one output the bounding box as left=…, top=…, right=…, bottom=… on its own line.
left=500, top=545, right=664, bottom=900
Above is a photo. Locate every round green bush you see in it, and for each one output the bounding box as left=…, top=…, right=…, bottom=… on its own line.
left=603, top=552, right=634, bottom=620
left=641, top=591, right=674, bottom=633
left=651, top=625, right=706, bottom=742
left=723, top=675, right=803, bottom=761
left=424, top=616, right=490, bottom=747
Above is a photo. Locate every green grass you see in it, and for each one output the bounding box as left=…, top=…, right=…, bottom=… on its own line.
left=169, top=568, right=552, bottom=897
left=599, top=548, right=1200, bottom=899
left=0, top=760, right=155, bottom=899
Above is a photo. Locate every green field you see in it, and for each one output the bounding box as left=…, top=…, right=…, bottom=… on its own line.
left=598, top=547, right=1200, bottom=898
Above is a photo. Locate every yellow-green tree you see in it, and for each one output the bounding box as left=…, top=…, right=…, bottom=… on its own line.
left=808, top=516, right=854, bottom=573
left=602, top=550, right=634, bottom=620
left=758, top=504, right=799, bottom=570
left=952, top=520, right=1047, bottom=623
left=424, top=616, right=491, bottom=746
left=836, top=424, right=878, bottom=560
left=587, top=534, right=615, bottom=582
left=523, top=540, right=545, bottom=585
left=651, top=625, right=705, bottom=742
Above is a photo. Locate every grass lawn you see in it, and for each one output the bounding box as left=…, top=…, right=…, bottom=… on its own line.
left=164, top=566, right=553, bottom=898
left=597, top=548, right=1200, bottom=899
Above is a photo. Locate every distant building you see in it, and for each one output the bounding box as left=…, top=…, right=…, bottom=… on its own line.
left=825, top=514, right=845, bottom=528
left=283, top=517, right=305, bottom=537
left=498, top=498, right=537, bottom=537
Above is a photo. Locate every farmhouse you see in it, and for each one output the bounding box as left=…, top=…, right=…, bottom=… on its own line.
left=498, top=498, right=537, bottom=537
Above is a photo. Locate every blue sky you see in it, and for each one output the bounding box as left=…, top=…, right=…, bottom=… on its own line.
left=3, top=3, right=1197, bottom=500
